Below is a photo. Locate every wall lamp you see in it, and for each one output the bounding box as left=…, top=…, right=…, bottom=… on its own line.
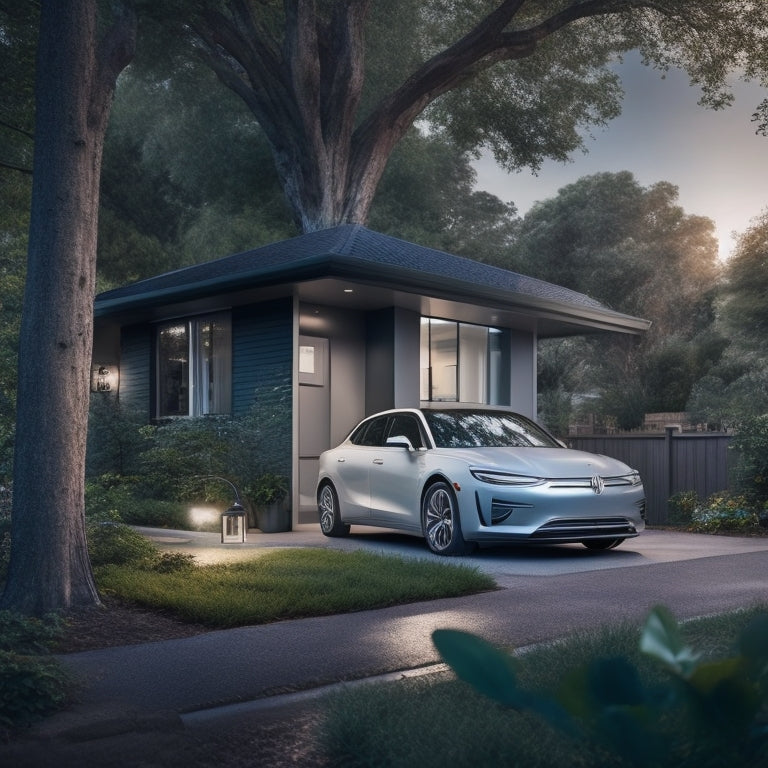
left=91, top=364, right=118, bottom=393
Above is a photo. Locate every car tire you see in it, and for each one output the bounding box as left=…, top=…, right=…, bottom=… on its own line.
left=582, top=538, right=623, bottom=550
left=421, top=480, right=469, bottom=556
left=318, top=483, right=350, bottom=537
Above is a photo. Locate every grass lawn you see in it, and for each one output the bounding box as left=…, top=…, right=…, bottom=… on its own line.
left=318, top=605, right=768, bottom=768
left=94, top=547, right=497, bottom=626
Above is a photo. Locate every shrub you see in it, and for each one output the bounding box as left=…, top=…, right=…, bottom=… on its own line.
left=86, top=511, right=158, bottom=566
left=145, top=551, right=197, bottom=574
left=0, top=612, right=70, bottom=730
left=729, top=414, right=768, bottom=505
left=666, top=490, right=699, bottom=526
left=0, top=611, right=63, bottom=654
left=690, top=492, right=760, bottom=533
left=432, top=606, right=768, bottom=767
left=0, top=651, right=71, bottom=729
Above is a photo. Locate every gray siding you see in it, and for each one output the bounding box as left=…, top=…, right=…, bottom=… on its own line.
left=569, top=431, right=732, bottom=525
left=119, top=325, right=152, bottom=418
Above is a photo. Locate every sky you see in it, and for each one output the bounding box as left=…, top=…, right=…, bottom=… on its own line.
left=473, top=52, right=768, bottom=261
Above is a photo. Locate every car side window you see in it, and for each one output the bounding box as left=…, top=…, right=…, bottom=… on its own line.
left=354, top=416, right=389, bottom=447
left=387, top=414, right=424, bottom=449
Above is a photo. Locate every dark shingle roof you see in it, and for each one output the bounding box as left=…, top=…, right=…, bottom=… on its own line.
left=95, top=225, right=648, bottom=333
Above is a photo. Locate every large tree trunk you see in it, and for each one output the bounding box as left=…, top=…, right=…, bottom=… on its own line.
left=1, top=0, right=135, bottom=614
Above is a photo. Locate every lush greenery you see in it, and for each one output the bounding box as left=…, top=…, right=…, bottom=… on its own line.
left=504, top=171, right=723, bottom=433
left=94, top=547, right=495, bottom=627
left=321, top=606, right=768, bottom=767
left=666, top=413, right=768, bottom=533
left=85, top=393, right=293, bottom=530
left=0, top=611, right=70, bottom=731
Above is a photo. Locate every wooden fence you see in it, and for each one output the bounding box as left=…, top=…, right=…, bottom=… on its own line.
left=568, top=430, right=732, bottom=525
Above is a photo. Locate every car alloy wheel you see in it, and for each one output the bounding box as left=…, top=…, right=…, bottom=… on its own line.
left=422, top=480, right=467, bottom=555
left=318, top=483, right=350, bottom=537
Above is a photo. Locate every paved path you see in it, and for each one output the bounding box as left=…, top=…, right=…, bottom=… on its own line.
left=56, top=528, right=768, bottom=716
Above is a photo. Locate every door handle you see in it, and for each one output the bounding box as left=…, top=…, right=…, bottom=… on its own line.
left=337, top=457, right=345, bottom=463
left=373, top=458, right=384, bottom=465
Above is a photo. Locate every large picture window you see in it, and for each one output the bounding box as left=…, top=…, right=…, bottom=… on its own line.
left=156, top=313, right=232, bottom=417
left=420, top=317, right=509, bottom=405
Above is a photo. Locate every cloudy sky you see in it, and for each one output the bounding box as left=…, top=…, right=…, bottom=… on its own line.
left=473, top=52, right=768, bottom=261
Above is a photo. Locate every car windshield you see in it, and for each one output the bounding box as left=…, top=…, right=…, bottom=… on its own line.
left=422, top=410, right=561, bottom=449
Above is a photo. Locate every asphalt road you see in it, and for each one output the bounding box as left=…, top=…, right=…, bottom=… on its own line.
left=60, top=528, right=768, bottom=717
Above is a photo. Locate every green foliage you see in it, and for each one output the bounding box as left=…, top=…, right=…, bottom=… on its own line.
left=0, top=651, right=71, bottom=729
left=0, top=611, right=63, bottom=655
left=666, top=490, right=700, bottom=526
left=86, top=387, right=293, bottom=529
left=86, top=511, right=158, bottom=567
left=690, top=492, right=760, bottom=534
left=247, top=473, right=288, bottom=506
left=729, top=414, right=768, bottom=506
left=86, top=396, right=148, bottom=477
left=433, top=606, right=768, bottom=767
left=0, top=611, right=70, bottom=730
left=95, top=549, right=495, bottom=627
left=512, top=172, right=721, bottom=429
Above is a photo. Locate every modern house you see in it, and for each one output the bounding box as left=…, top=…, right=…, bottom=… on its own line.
left=92, top=225, right=650, bottom=526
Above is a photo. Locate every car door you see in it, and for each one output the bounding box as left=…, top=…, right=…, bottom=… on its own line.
left=332, top=415, right=389, bottom=520
left=368, top=413, right=427, bottom=532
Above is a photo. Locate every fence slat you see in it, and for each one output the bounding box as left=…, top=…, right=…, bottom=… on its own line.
left=568, top=432, right=731, bottom=525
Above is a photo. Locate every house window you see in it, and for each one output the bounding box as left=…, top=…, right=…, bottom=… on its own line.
left=156, top=313, right=232, bottom=417
left=420, top=317, right=509, bottom=405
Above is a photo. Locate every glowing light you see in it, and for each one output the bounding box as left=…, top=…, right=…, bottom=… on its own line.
left=188, top=506, right=220, bottom=529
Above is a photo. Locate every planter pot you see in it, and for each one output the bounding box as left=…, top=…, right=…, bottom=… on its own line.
left=256, top=500, right=291, bottom=533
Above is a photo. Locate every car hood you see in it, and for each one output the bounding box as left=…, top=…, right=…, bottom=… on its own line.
left=435, top=447, right=634, bottom=478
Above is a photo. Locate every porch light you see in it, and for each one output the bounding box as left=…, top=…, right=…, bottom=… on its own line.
left=91, top=364, right=118, bottom=393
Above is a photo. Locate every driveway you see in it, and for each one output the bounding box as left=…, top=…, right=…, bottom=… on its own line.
left=140, top=524, right=768, bottom=585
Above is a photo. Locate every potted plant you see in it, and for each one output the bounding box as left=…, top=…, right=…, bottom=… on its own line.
left=249, top=473, right=290, bottom=533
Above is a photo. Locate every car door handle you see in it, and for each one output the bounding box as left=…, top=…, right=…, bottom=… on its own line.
left=373, top=458, right=384, bottom=465
left=337, top=457, right=345, bottom=463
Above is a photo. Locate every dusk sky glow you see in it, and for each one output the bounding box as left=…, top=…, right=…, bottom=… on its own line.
left=473, top=52, right=768, bottom=261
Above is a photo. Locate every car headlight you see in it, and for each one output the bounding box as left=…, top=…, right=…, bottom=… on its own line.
left=470, top=468, right=543, bottom=486
left=605, top=471, right=642, bottom=487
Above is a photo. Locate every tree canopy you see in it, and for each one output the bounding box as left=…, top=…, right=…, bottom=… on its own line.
left=687, top=210, right=768, bottom=428
left=507, top=171, right=723, bottom=432
left=140, top=0, right=768, bottom=232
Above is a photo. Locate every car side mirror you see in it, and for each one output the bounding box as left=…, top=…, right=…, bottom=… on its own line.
left=386, top=435, right=415, bottom=451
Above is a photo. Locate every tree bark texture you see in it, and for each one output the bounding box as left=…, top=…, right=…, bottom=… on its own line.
left=1, top=0, right=135, bottom=614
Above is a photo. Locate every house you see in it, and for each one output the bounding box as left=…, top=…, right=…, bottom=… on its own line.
left=92, top=225, right=650, bottom=526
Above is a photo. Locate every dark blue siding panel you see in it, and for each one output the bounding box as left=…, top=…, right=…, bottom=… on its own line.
left=232, top=299, right=293, bottom=417
left=120, top=325, right=152, bottom=419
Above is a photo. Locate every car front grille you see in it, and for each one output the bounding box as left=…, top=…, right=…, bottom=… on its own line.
left=530, top=517, right=638, bottom=539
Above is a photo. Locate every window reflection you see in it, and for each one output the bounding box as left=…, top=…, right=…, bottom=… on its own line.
left=420, top=317, right=509, bottom=405
left=156, top=313, right=232, bottom=418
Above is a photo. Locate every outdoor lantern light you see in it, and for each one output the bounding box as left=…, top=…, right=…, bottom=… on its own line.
left=199, top=476, right=248, bottom=544
left=221, top=501, right=247, bottom=543
left=91, top=364, right=118, bottom=393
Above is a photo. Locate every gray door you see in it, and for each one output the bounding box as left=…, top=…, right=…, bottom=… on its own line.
left=298, top=336, right=330, bottom=523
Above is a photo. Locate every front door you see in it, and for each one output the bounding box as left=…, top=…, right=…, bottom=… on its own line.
left=298, top=336, right=330, bottom=523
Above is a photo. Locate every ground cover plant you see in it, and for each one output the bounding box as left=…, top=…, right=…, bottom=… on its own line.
left=320, top=606, right=768, bottom=768
left=94, top=548, right=497, bottom=627
left=0, top=612, right=70, bottom=732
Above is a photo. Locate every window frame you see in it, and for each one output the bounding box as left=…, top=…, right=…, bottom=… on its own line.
left=154, top=311, right=232, bottom=419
